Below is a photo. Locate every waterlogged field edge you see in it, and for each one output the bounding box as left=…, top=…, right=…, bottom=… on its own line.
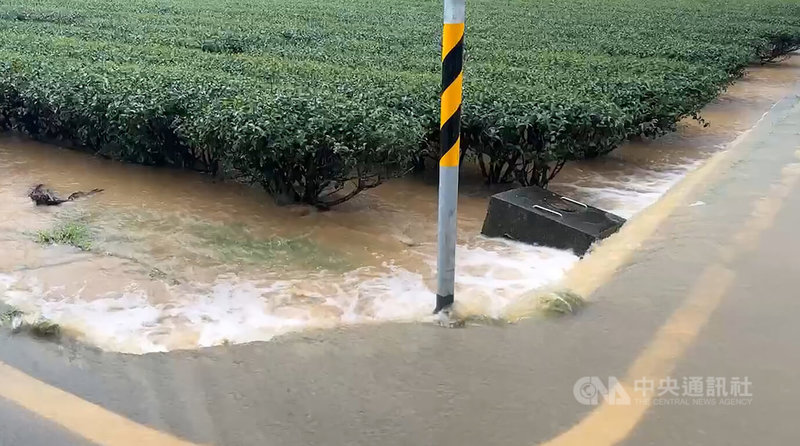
left=0, top=0, right=798, bottom=206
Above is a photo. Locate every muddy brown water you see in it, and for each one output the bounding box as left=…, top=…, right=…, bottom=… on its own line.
left=1, top=56, right=798, bottom=353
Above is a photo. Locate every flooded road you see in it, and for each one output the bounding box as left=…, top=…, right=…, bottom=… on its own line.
left=1, top=56, right=798, bottom=353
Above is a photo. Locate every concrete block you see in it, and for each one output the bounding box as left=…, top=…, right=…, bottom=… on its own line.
left=481, top=187, right=625, bottom=256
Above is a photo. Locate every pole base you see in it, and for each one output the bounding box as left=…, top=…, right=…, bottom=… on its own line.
left=434, top=294, right=454, bottom=314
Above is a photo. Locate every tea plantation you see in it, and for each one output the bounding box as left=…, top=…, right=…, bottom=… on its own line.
left=1, top=0, right=799, bottom=205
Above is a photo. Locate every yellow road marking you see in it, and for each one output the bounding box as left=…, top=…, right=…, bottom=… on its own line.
left=506, top=119, right=760, bottom=321
left=540, top=265, right=734, bottom=446
left=0, top=99, right=794, bottom=446
left=563, top=146, right=732, bottom=299
left=563, top=113, right=774, bottom=298
left=540, top=146, right=800, bottom=446
left=0, top=360, right=203, bottom=446
left=728, top=162, right=800, bottom=257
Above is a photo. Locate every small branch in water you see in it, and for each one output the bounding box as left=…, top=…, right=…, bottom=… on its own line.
left=548, top=159, right=567, bottom=182
left=29, top=184, right=104, bottom=206
left=12, top=257, right=92, bottom=273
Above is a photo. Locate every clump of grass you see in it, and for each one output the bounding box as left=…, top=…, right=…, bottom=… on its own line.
left=0, top=308, right=61, bottom=339
left=36, top=221, right=92, bottom=250
left=0, top=308, right=25, bottom=331
left=29, top=320, right=61, bottom=338
left=538, top=290, right=586, bottom=316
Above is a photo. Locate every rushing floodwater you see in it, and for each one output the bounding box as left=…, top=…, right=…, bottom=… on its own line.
left=1, top=56, right=798, bottom=353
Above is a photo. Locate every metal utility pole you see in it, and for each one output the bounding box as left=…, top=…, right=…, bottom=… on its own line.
left=435, top=0, right=465, bottom=314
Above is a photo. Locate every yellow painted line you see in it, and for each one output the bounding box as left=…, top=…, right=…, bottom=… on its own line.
left=728, top=162, right=800, bottom=256
left=505, top=122, right=759, bottom=321
left=540, top=264, right=734, bottom=446
left=0, top=105, right=792, bottom=446
left=563, top=119, right=764, bottom=299
left=560, top=147, right=731, bottom=299
left=539, top=147, right=800, bottom=446
left=0, top=360, right=203, bottom=446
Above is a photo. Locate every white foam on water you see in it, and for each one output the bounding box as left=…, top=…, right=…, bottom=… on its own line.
left=452, top=240, right=580, bottom=317
left=555, top=162, right=703, bottom=219
left=0, top=240, right=578, bottom=354
left=0, top=147, right=718, bottom=354
left=0, top=275, right=167, bottom=352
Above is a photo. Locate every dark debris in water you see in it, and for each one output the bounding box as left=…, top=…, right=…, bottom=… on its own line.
left=29, top=184, right=103, bottom=206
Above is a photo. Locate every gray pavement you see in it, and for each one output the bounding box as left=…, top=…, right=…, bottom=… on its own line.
left=624, top=172, right=800, bottom=446
left=1, top=91, right=800, bottom=445
left=0, top=396, right=95, bottom=446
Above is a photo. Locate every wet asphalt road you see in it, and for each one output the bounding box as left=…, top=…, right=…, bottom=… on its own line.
left=0, top=396, right=93, bottom=446
left=2, top=87, right=800, bottom=446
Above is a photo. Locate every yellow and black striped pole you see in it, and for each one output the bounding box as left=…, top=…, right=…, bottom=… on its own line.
left=435, top=0, right=465, bottom=314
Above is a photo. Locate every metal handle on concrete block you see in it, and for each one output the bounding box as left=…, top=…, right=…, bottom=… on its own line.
left=561, top=197, right=588, bottom=208
left=533, top=205, right=563, bottom=218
